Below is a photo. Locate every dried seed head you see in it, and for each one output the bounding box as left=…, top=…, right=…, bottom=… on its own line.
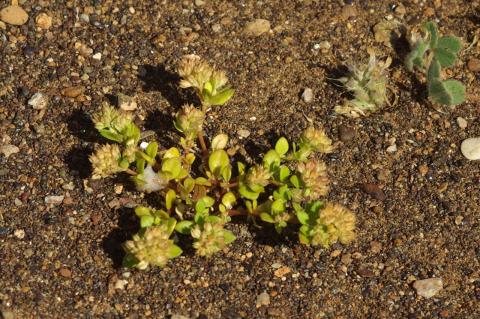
left=299, top=127, right=334, bottom=154
left=311, top=203, right=356, bottom=247
left=123, top=225, right=175, bottom=269
left=297, top=160, right=330, bottom=199
left=93, top=103, right=133, bottom=133
left=246, top=165, right=271, bottom=188
left=174, top=104, right=206, bottom=140
left=89, top=144, right=124, bottom=179
left=191, top=221, right=231, bottom=256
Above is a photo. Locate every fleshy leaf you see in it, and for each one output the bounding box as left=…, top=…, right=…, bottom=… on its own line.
left=175, top=220, right=194, bottom=234
left=165, top=189, right=176, bottom=210
left=275, top=137, right=289, bottom=156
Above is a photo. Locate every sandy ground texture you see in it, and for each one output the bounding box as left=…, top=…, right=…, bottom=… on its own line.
left=1, top=0, right=480, bottom=318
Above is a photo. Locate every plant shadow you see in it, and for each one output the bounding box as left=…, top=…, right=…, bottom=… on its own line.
left=139, top=64, right=197, bottom=109
left=102, top=207, right=139, bottom=268
left=143, top=109, right=177, bottom=149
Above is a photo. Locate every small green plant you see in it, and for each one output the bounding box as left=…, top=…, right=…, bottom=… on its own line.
left=335, top=55, right=392, bottom=118
left=405, top=21, right=465, bottom=106
left=89, top=55, right=356, bottom=270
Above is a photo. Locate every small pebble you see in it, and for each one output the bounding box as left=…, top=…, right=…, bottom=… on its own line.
left=274, top=266, right=291, bottom=278
left=386, top=144, right=397, bottom=153
left=114, top=279, right=128, bottom=290
left=0, top=5, right=29, bottom=26
left=460, top=137, right=480, bottom=160
left=79, top=13, right=90, bottom=23
left=35, top=13, right=52, bottom=29
left=14, top=229, right=25, bottom=239
left=256, top=292, right=270, bottom=308
left=454, top=215, right=463, bottom=225
left=28, top=92, right=48, bottom=110
left=92, top=52, right=102, bottom=60
left=62, top=86, right=85, bottom=98
left=338, top=125, right=355, bottom=142
left=237, top=129, right=251, bottom=139
left=59, top=268, right=72, bottom=278
left=361, top=183, right=386, bottom=201
left=195, top=0, right=206, bottom=6
left=301, top=88, right=313, bottom=103
left=413, top=278, right=443, bottom=298
left=212, top=23, right=222, bottom=33
left=44, top=195, right=64, bottom=205
left=456, top=117, right=467, bottom=129
left=243, top=19, right=270, bottom=36
left=418, top=165, right=429, bottom=176
left=117, top=93, right=137, bottom=111
left=467, top=58, right=480, bottom=72
left=341, top=5, right=357, bottom=20
left=0, top=144, right=19, bottom=158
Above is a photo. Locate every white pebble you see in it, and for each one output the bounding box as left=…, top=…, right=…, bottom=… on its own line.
left=256, top=292, right=270, bottom=308
left=237, top=129, right=251, bottom=139
left=461, top=137, right=480, bottom=160
left=301, top=88, right=313, bottom=103
left=386, top=144, right=397, bottom=153
left=456, top=117, right=467, bottom=129
left=28, top=92, right=48, bottom=110
left=413, top=278, right=443, bottom=298
left=14, top=229, right=25, bottom=239
left=0, top=144, right=19, bottom=158
left=44, top=195, right=64, bottom=205
left=117, top=93, right=137, bottom=111
left=92, top=52, right=102, bottom=60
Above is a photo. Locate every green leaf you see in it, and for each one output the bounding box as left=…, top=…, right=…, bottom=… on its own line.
left=162, top=158, right=182, bottom=179
left=237, top=162, right=246, bottom=175
left=428, top=78, right=466, bottom=106
left=434, top=47, right=457, bottom=67
left=221, top=165, right=232, bottom=182
left=427, top=58, right=441, bottom=82
left=175, top=220, right=194, bottom=234
left=223, top=230, right=236, bottom=244
left=185, top=153, right=195, bottom=165
left=271, top=199, right=285, bottom=214
left=122, top=253, right=139, bottom=268
left=163, top=147, right=181, bottom=159
left=259, top=213, right=275, bottom=223
left=211, top=134, right=229, bottom=150
left=136, top=158, right=145, bottom=174
left=194, top=177, right=211, bottom=186
left=140, top=215, right=154, bottom=228
left=437, top=36, right=462, bottom=53
left=290, top=175, right=301, bottom=188
left=166, top=245, right=183, bottom=259
left=298, top=232, right=310, bottom=245
left=209, top=149, right=229, bottom=176
left=204, top=81, right=214, bottom=94
left=135, top=206, right=151, bottom=217
left=206, top=88, right=235, bottom=106
left=145, top=142, right=158, bottom=159
left=278, top=165, right=290, bottom=182
left=119, top=158, right=130, bottom=169
left=222, top=192, right=236, bottom=209
left=166, top=217, right=177, bottom=235
left=275, top=137, right=289, bottom=156
left=293, top=204, right=309, bottom=225
left=263, top=150, right=281, bottom=170
left=405, top=40, right=428, bottom=71
left=201, top=196, right=215, bottom=208
left=424, top=21, right=438, bottom=48
left=238, top=183, right=260, bottom=200
left=165, top=189, right=176, bottom=210
left=99, top=129, right=123, bottom=143
left=183, top=178, right=195, bottom=193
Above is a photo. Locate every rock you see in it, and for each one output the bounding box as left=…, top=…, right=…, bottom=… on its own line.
left=0, top=144, right=19, bottom=158
left=456, top=117, right=467, bottom=129
left=256, top=292, right=270, bottom=308
left=418, top=165, right=429, bottom=176
left=360, top=183, right=386, bottom=201
left=114, top=279, right=128, bottom=290
left=314, top=40, right=331, bottom=51
left=79, top=13, right=89, bottom=23
left=35, top=13, right=52, bottom=29
left=237, top=129, right=251, bottom=139
left=62, top=86, right=85, bottom=98
left=28, top=92, right=48, bottom=110
left=0, top=309, right=14, bottom=319
left=338, top=125, right=355, bottom=142
left=92, top=52, right=102, bottom=60
left=467, top=58, right=480, bottom=72
left=386, top=144, right=397, bottom=153
left=0, top=5, right=28, bottom=26
left=301, top=88, right=313, bottom=103
left=194, top=0, right=205, bottom=6
left=212, top=23, right=222, bottom=33
left=413, top=278, right=443, bottom=298
left=243, top=19, right=270, bottom=36
left=171, top=315, right=190, bottom=319
left=44, top=195, right=64, bottom=205
left=14, top=229, right=25, bottom=239
left=274, top=266, right=291, bottom=278
left=461, top=137, right=480, bottom=160
left=341, top=5, right=357, bottom=20
left=59, top=268, right=72, bottom=278
left=117, top=93, right=137, bottom=111
left=394, top=3, right=406, bottom=15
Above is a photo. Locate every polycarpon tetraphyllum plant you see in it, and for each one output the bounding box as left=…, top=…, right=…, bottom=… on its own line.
left=89, top=55, right=356, bottom=270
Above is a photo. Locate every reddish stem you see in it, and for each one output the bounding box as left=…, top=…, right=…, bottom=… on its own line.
left=197, top=131, right=208, bottom=156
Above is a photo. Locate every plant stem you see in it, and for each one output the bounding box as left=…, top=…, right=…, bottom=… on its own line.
left=125, top=168, right=137, bottom=176
left=197, top=131, right=208, bottom=156
left=226, top=208, right=258, bottom=217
